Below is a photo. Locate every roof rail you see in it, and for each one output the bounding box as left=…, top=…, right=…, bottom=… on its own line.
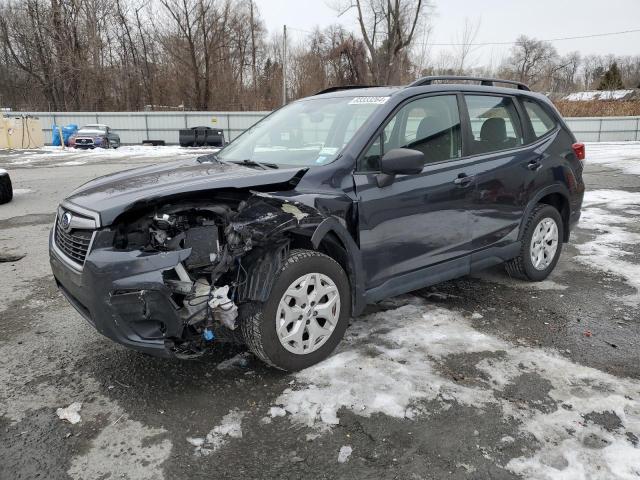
left=314, top=85, right=378, bottom=96
left=408, top=76, right=531, bottom=91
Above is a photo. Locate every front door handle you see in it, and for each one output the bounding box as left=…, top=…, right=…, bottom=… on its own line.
left=454, top=173, right=474, bottom=187
left=528, top=159, right=542, bottom=171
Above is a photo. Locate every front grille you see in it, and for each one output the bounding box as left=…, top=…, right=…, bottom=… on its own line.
left=76, top=138, right=94, bottom=145
left=54, top=217, right=94, bottom=266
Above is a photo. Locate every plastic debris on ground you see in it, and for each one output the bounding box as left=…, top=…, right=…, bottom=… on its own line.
left=216, top=352, right=251, bottom=371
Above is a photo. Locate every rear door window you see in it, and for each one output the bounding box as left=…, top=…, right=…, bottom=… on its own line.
left=464, top=95, right=524, bottom=155
left=522, top=99, right=557, bottom=138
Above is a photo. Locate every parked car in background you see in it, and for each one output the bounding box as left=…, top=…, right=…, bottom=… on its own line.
left=0, top=168, right=12, bottom=204
left=69, top=124, right=120, bottom=149
left=50, top=76, right=585, bottom=371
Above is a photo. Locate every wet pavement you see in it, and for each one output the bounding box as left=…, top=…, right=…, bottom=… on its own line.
left=0, top=144, right=639, bottom=479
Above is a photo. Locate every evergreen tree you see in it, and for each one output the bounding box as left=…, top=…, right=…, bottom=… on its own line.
left=597, top=62, right=625, bottom=90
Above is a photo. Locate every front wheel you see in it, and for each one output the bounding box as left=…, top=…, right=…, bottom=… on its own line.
left=241, top=249, right=351, bottom=371
left=505, top=204, right=563, bottom=281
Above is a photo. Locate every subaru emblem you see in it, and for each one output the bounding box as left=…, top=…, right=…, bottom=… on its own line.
left=61, top=211, right=73, bottom=232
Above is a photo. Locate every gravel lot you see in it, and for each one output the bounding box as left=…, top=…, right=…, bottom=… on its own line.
left=1, top=143, right=639, bottom=480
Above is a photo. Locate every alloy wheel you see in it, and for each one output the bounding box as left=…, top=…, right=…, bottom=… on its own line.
left=530, top=217, right=559, bottom=271
left=275, top=273, right=340, bottom=355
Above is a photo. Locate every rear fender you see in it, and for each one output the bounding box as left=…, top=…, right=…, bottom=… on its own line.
left=521, top=183, right=571, bottom=241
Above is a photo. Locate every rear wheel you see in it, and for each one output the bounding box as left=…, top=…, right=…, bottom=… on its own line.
left=0, top=174, right=12, bottom=204
left=505, top=204, right=563, bottom=281
left=241, top=249, right=351, bottom=371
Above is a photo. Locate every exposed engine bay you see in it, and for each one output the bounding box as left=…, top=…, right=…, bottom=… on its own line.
left=112, top=192, right=319, bottom=358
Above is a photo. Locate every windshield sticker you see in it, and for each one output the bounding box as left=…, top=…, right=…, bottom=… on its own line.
left=348, top=96, right=390, bottom=105
left=319, top=147, right=338, bottom=156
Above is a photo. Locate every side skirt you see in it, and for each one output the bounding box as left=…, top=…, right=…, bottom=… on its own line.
left=363, top=241, right=521, bottom=305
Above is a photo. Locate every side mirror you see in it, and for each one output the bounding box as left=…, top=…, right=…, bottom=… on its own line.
left=377, top=148, right=424, bottom=187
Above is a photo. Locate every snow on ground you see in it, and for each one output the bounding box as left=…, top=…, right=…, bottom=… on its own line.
left=68, top=414, right=172, bottom=480
left=12, top=188, right=34, bottom=196
left=187, top=409, right=245, bottom=456
left=585, top=142, right=640, bottom=176
left=564, top=90, right=634, bottom=101
left=0, top=145, right=221, bottom=166
left=268, top=298, right=640, bottom=479
left=576, top=189, right=640, bottom=304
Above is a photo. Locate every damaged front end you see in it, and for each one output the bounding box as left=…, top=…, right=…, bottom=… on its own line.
left=51, top=191, right=324, bottom=359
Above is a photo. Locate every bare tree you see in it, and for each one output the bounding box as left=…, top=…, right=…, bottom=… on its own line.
left=453, top=18, right=480, bottom=74
left=333, top=0, right=432, bottom=84
left=502, top=35, right=558, bottom=87
left=2, top=0, right=639, bottom=112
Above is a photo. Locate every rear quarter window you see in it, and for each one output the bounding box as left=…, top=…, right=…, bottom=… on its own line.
left=522, top=99, right=557, bottom=138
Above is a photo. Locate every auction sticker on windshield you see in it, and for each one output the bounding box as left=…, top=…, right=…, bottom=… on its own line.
left=348, top=96, right=390, bottom=105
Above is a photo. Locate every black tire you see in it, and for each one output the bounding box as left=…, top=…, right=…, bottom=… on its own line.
left=0, top=174, right=13, bottom=205
left=505, top=204, right=563, bottom=281
left=241, top=249, right=351, bottom=371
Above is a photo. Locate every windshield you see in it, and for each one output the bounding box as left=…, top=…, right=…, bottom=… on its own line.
left=78, top=126, right=106, bottom=135
left=217, top=96, right=388, bottom=167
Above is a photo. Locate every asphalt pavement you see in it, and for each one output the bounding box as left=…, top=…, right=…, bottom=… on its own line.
left=0, top=144, right=639, bottom=480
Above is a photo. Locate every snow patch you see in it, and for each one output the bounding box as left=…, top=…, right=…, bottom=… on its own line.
left=12, top=188, right=33, bottom=195
left=474, top=270, right=568, bottom=291
left=56, top=402, right=82, bottom=424
left=3, top=145, right=222, bottom=166
left=68, top=416, right=171, bottom=480
left=269, top=406, right=287, bottom=418
left=275, top=303, right=503, bottom=429
left=338, top=445, right=353, bottom=463
left=584, top=142, right=640, bottom=176
left=564, top=90, right=633, bottom=101
left=189, top=409, right=245, bottom=456
left=271, top=299, right=640, bottom=478
left=55, top=160, right=88, bottom=166
left=575, top=189, right=640, bottom=304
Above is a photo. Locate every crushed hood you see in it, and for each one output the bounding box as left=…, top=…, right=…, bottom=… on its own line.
left=66, top=158, right=306, bottom=226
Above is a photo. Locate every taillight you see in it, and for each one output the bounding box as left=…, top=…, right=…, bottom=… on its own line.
left=572, top=142, right=585, bottom=161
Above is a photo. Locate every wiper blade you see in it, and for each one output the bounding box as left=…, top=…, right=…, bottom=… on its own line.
left=196, top=153, right=220, bottom=164
left=231, top=159, right=279, bottom=170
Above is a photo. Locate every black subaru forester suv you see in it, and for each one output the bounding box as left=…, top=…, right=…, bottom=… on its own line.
left=50, top=76, right=585, bottom=370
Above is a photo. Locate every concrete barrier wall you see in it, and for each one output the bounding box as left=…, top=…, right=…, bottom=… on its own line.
left=15, top=111, right=270, bottom=145
left=11, top=111, right=640, bottom=144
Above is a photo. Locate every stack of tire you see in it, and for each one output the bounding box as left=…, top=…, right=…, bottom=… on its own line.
left=179, top=127, right=225, bottom=147
left=0, top=169, right=12, bottom=204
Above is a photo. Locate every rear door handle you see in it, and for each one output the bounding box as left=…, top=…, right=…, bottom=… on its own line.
left=454, top=173, right=474, bottom=187
left=528, top=159, right=543, bottom=171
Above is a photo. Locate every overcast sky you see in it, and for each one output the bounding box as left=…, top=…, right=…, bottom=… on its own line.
left=253, top=0, right=640, bottom=67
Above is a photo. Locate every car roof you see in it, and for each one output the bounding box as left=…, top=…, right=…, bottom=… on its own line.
left=308, top=83, right=553, bottom=109
left=309, top=86, right=404, bottom=99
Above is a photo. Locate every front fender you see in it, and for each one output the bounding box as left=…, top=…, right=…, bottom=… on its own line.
left=311, top=217, right=366, bottom=316
left=234, top=193, right=366, bottom=315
